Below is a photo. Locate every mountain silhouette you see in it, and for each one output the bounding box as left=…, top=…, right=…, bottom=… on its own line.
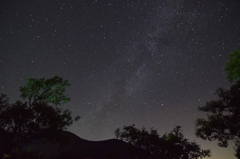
left=25, top=131, right=153, bottom=159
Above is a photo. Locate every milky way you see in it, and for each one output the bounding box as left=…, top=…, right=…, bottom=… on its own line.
left=1, top=0, right=240, bottom=158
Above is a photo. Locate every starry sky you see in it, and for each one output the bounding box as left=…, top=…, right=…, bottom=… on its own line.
left=1, top=0, right=240, bottom=158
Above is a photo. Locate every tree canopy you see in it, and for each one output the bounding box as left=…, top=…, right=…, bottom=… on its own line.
left=115, top=125, right=211, bottom=159
left=225, top=49, right=240, bottom=83
left=0, top=76, right=80, bottom=158
left=196, top=80, right=240, bottom=158
left=195, top=49, right=240, bottom=158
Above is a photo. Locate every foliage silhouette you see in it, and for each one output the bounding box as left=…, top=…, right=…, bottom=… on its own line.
left=0, top=76, right=80, bottom=159
left=115, top=125, right=210, bottom=159
left=225, top=49, right=240, bottom=83
left=196, top=80, right=240, bottom=158
left=2, top=148, right=57, bottom=159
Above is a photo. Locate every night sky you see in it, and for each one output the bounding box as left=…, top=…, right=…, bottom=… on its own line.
left=1, top=0, right=240, bottom=158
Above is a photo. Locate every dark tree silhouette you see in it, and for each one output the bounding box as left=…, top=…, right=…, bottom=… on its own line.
left=0, top=76, right=80, bottom=158
left=115, top=125, right=211, bottom=159
left=196, top=80, right=240, bottom=158
left=225, top=49, right=240, bottom=83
